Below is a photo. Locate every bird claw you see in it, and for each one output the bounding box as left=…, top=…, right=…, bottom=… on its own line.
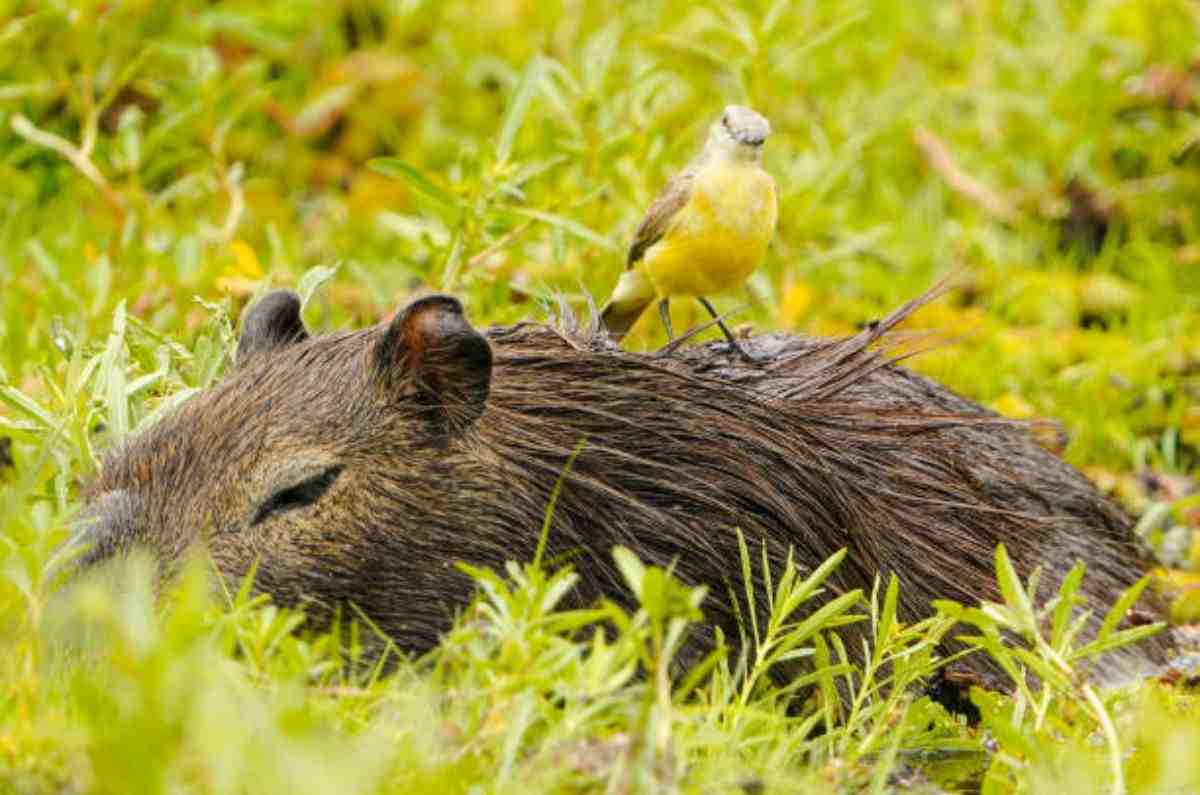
left=725, top=339, right=762, bottom=365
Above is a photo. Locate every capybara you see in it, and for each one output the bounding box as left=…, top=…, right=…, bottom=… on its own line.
left=72, top=286, right=1174, bottom=687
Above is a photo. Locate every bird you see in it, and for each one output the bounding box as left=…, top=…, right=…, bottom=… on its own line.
left=599, top=105, right=777, bottom=359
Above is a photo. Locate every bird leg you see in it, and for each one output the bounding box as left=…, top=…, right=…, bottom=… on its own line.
left=658, top=298, right=675, bottom=342
left=698, top=296, right=756, bottom=362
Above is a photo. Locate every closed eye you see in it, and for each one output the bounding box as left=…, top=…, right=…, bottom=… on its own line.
left=251, top=466, right=343, bottom=526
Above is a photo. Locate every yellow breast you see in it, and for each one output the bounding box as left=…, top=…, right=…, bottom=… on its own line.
left=642, top=162, right=777, bottom=299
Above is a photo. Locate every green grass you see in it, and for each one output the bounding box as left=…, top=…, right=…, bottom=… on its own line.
left=2, top=1, right=1199, bottom=792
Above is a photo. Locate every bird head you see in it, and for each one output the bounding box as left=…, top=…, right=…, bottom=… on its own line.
left=707, top=105, right=772, bottom=160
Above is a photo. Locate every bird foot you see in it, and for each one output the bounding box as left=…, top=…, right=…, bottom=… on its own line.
left=725, top=338, right=762, bottom=364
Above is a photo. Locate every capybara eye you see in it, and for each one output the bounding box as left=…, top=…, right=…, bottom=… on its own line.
left=251, top=465, right=343, bottom=526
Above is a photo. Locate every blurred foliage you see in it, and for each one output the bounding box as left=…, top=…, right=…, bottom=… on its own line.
left=2, top=0, right=1200, bottom=791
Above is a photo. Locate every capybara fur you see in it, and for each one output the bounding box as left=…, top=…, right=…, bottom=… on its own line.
left=75, top=286, right=1173, bottom=690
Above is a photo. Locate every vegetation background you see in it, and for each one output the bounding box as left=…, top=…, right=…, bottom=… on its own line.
left=1, top=0, right=1199, bottom=792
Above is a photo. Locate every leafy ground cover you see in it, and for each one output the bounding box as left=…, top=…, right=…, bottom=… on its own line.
left=1, top=1, right=1199, bottom=792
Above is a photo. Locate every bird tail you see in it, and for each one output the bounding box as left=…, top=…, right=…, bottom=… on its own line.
left=599, top=268, right=655, bottom=342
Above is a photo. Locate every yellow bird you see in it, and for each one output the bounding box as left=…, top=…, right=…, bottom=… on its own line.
left=600, top=105, right=777, bottom=359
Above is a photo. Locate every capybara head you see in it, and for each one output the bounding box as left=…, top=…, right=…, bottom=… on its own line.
left=79, top=292, right=495, bottom=650
left=75, top=287, right=1174, bottom=682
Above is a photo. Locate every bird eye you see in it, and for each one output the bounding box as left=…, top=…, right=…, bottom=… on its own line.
left=251, top=466, right=342, bottom=526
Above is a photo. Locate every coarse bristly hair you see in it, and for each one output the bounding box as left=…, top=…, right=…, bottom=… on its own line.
left=75, top=284, right=1174, bottom=692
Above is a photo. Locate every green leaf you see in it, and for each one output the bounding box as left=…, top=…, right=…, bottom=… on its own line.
left=813, top=632, right=841, bottom=727
left=674, top=643, right=726, bottom=700
left=779, top=10, right=868, bottom=66
left=439, top=227, right=464, bottom=293
left=1050, top=562, right=1085, bottom=648
left=794, top=547, right=848, bottom=602
left=0, top=385, right=55, bottom=431
left=504, top=207, right=620, bottom=251
left=993, top=544, right=1035, bottom=634
left=495, top=55, right=545, bottom=164
left=878, top=574, right=900, bottom=644
left=1095, top=575, right=1150, bottom=643
left=98, top=302, right=130, bottom=443
left=296, top=265, right=338, bottom=310
left=737, top=530, right=759, bottom=650
left=534, top=438, right=586, bottom=569
left=1007, top=646, right=1072, bottom=691
left=497, top=692, right=536, bottom=784
left=761, top=540, right=776, bottom=615
left=640, top=566, right=667, bottom=618
left=368, top=158, right=467, bottom=211
left=1074, top=622, right=1165, bottom=660
left=1133, top=501, right=1172, bottom=538
left=190, top=298, right=234, bottom=388
left=773, top=590, right=862, bottom=658
left=647, top=34, right=729, bottom=70
left=612, top=546, right=645, bottom=602
left=26, top=238, right=80, bottom=304
left=137, top=387, right=199, bottom=433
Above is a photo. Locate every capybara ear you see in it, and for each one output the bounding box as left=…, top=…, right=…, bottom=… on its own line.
left=237, top=290, right=309, bottom=363
left=373, top=294, right=493, bottom=439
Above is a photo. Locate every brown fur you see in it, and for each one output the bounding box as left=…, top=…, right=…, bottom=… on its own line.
left=75, top=287, right=1173, bottom=686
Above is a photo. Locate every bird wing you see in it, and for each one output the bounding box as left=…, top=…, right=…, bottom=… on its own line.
left=626, top=167, right=696, bottom=268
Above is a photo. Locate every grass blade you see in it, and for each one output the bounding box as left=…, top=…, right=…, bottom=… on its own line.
left=495, top=56, right=544, bottom=164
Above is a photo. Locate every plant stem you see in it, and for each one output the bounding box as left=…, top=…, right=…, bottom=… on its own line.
left=1081, top=683, right=1124, bottom=795
left=11, top=114, right=125, bottom=213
